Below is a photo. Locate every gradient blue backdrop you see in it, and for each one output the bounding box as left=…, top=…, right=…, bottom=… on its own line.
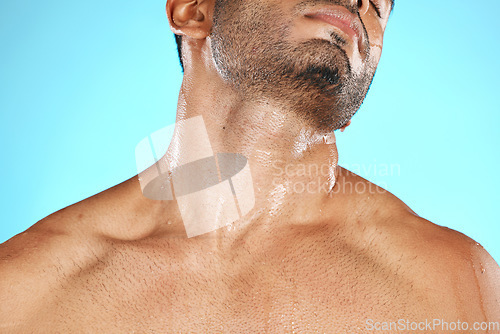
left=1, top=1, right=499, bottom=262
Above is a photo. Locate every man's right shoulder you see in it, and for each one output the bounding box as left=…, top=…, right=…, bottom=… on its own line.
left=0, top=210, right=110, bottom=330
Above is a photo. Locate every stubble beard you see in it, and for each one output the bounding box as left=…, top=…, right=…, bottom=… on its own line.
left=210, top=0, right=377, bottom=131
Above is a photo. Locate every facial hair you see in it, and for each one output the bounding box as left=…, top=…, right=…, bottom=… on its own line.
left=210, top=0, right=377, bottom=131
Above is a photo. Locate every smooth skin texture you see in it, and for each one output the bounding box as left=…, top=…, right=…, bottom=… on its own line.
left=1, top=0, right=499, bottom=333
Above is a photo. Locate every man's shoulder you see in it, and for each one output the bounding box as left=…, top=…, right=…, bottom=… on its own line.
left=0, top=203, right=111, bottom=329
left=393, top=217, right=500, bottom=318
left=378, top=203, right=498, bottom=316
left=335, top=166, right=417, bottom=216
left=0, top=177, right=145, bottom=286
left=378, top=213, right=499, bottom=318
left=337, top=167, right=499, bottom=317
left=0, top=175, right=164, bottom=304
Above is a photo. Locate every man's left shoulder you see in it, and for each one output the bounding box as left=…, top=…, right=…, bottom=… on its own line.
left=384, top=211, right=500, bottom=318
left=340, top=168, right=499, bottom=317
left=432, top=223, right=499, bottom=314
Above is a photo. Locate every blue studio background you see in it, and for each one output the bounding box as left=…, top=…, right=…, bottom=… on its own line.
left=1, top=1, right=499, bottom=262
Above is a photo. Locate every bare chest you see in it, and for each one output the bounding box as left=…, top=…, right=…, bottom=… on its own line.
left=44, top=238, right=438, bottom=333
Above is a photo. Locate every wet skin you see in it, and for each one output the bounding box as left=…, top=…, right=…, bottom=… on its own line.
left=1, top=171, right=499, bottom=333
left=1, top=0, right=499, bottom=332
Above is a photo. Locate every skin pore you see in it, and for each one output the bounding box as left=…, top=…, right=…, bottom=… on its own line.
left=0, top=0, right=498, bottom=333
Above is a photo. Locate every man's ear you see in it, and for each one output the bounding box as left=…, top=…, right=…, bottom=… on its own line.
left=166, top=0, right=212, bottom=39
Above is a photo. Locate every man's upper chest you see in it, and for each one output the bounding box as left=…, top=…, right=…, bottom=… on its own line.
left=46, top=234, right=436, bottom=332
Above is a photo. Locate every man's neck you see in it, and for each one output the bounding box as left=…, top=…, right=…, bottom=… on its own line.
left=135, top=42, right=346, bottom=243
left=166, top=53, right=340, bottom=224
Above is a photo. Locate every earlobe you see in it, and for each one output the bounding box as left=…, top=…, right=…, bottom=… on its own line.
left=167, top=0, right=212, bottom=39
